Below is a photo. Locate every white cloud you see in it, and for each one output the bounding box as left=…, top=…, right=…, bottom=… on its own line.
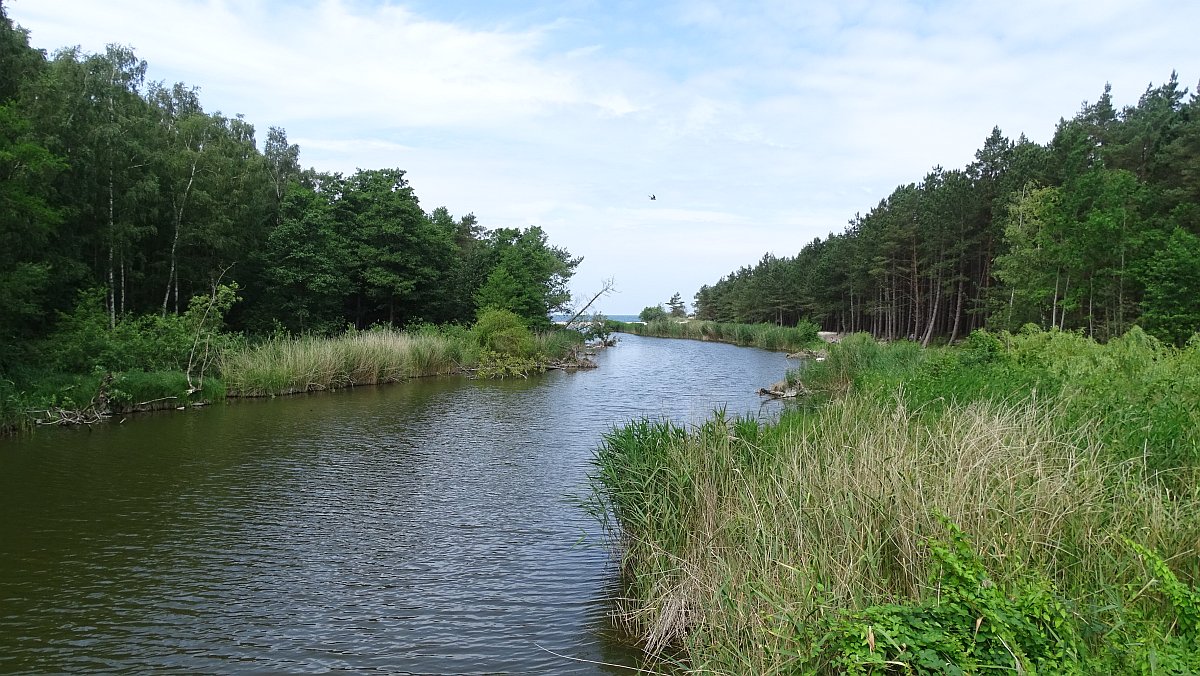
left=8, top=0, right=1200, bottom=313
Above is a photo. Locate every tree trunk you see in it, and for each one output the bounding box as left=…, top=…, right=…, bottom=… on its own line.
left=1088, top=279, right=1094, bottom=338
left=163, top=155, right=200, bottom=316
left=1051, top=272, right=1060, bottom=330
left=921, top=276, right=942, bottom=347
left=108, top=244, right=116, bottom=329
left=948, top=276, right=966, bottom=343
left=1060, top=273, right=1070, bottom=330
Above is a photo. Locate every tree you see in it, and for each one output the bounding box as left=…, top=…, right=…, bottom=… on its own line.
left=639, top=305, right=668, bottom=322
left=475, top=226, right=579, bottom=329
left=263, top=126, right=300, bottom=203
left=257, top=176, right=353, bottom=333
left=337, top=168, right=455, bottom=326
left=667, top=292, right=687, bottom=317
left=0, top=107, right=64, bottom=353
left=1140, top=227, right=1200, bottom=345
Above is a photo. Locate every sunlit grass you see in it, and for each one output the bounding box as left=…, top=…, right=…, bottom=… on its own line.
left=220, top=328, right=477, bottom=397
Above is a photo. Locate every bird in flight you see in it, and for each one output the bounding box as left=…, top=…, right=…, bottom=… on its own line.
left=649, top=194, right=656, bottom=200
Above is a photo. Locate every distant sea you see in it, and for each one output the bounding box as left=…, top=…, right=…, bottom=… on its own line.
left=552, top=313, right=640, bottom=323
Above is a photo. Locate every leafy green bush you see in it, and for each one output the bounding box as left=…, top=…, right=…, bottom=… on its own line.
left=43, top=285, right=240, bottom=374
left=821, top=522, right=1085, bottom=674
left=640, top=305, right=669, bottom=322
left=471, top=308, right=534, bottom=356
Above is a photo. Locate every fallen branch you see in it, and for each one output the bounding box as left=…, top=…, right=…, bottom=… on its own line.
left=135, top=396, right=178, bottom=407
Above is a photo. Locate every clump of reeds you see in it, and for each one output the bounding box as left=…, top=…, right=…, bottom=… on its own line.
left=592, top=326, right=1200, bottom=671
left=220, top=328, right=475, bottom=396
left=592, top=392, right=1200, bottom=671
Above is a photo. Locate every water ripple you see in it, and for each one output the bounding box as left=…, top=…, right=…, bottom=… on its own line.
left=0, top=335, right=790, bottom=673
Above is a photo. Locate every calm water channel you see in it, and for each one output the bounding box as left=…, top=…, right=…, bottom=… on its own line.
left=0, top=334, right=792, bottom=674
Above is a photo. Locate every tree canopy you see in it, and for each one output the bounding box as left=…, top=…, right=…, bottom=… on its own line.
left=0, top=4, right=579, bottom=371
left=694, top=74, right=1200, bottom=346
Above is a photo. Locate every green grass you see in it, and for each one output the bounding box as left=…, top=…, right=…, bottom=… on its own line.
left=590, top=326, right=1200, bottom=673
left=800, top=327, right=1200, bottom=477
left=0, top=369, right=226, bottom=432
left=3, top=321, right=586, bottom=431
left=616, top=319, right=822, bottom=352
left=220, top=327, right=478, bottom=397
left=109, top=370, right=225, bottom=409
left=220, top=323, right=587, bottom=396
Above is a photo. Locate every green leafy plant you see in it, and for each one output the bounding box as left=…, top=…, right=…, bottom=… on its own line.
left=471, top=308, right=534, bottom=357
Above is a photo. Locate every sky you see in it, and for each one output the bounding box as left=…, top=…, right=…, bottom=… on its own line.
left=7, top=0, right=1199, bottom=315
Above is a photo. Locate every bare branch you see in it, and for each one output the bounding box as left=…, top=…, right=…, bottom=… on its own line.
left=563, top=277, right=617, bottom=328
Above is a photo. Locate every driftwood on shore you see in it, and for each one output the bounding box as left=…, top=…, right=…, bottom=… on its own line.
left=757, top=378, right=807, bottom=399
left=786, top=348, right=827, bottom=360
left=784, top=331, right=842, bottom=360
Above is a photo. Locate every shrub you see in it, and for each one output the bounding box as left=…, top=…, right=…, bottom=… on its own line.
left=640, top=305, right=669, bottom=322
left=472, top=308, right=534, bottom=357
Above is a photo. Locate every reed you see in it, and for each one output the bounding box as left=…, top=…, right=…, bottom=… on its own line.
left=800, top=327, right=1200, bottom=475
left=531, top=328, right=586, bottom=358
left=220, top=328, right=476, bottom=397
left=617, top=319, right=821, bottom=352
left=592, top=326, right=1200, bottom=672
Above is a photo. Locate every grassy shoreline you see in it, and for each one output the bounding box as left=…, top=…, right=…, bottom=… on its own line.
left=591, top=327, right=1200, bottom=673
left=615, top=319, right=823, bottom=353
left=220, top=328, right=475, bottom=397
left=3, top=320, right=587, bottom=433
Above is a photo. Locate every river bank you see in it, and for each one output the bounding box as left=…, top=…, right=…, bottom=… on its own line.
left=591, top=327, right=1200, bottom=673
left=3, top=318, right=594, bottom=434
left=615, top=319, right=824, bottom=353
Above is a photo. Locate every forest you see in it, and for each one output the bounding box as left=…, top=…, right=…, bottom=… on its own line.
left=0, top=2, right=580, bottom=383
left=693, top=74, right=1200, bottom=346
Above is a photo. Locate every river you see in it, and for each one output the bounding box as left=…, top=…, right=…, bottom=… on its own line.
left=0, top=334, right=792, bottom=674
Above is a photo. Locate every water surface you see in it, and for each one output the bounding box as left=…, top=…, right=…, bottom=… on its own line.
left=0, top=334, right=791, bottom=673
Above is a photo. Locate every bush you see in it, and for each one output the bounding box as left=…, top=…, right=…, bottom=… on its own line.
left=42, top=285, right=240, bottom=374
left=640, top=305, right=669, bottom=322
left=472, top=308, right=534, bottom=357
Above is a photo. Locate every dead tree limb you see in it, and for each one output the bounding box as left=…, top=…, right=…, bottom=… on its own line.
left=186, top=264, right=234, bottom=395
left=563, top=277, right=616, bottom=328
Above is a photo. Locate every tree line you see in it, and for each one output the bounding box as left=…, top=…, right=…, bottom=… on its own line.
left=0, top=2, right=578, bottom=374
left=694, top=73, right=1200, bottom=346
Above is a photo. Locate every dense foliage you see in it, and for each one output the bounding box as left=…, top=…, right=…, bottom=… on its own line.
left=694, top=75, right=1200, bottom=346
left=0, top=3, right=579, bottom=377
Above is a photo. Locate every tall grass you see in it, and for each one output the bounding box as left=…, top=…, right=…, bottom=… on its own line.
left=591, top=326, right=1200, bottom=672
left=593, top=399, right=1200, bottom=672
left=221, top=328, right=476, bottom=397
left=617, top=319, right=821, bottom=353
left=801, top=327, right=1200, bottom=475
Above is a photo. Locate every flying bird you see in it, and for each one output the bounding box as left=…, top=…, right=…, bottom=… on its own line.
left=649, top=194, right=656, bottom=200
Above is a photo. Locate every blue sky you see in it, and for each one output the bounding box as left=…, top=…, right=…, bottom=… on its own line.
left=9, top=0, right=1200, bottom=314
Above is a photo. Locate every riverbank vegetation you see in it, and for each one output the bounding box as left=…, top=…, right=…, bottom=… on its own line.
left=693, top=75, right=1200, bottom=348
left=591, top=328, right=1200, bottom=673
left=616, top=319, right=821, bottom=353
left=220, top=328, right=472, bottom=398
left=0, top=6, right=587, bottom=432
left=221, top=309, right=590, bottom=397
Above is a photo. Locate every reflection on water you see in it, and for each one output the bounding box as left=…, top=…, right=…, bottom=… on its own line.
left=0, top=334, right=790, bottom=673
